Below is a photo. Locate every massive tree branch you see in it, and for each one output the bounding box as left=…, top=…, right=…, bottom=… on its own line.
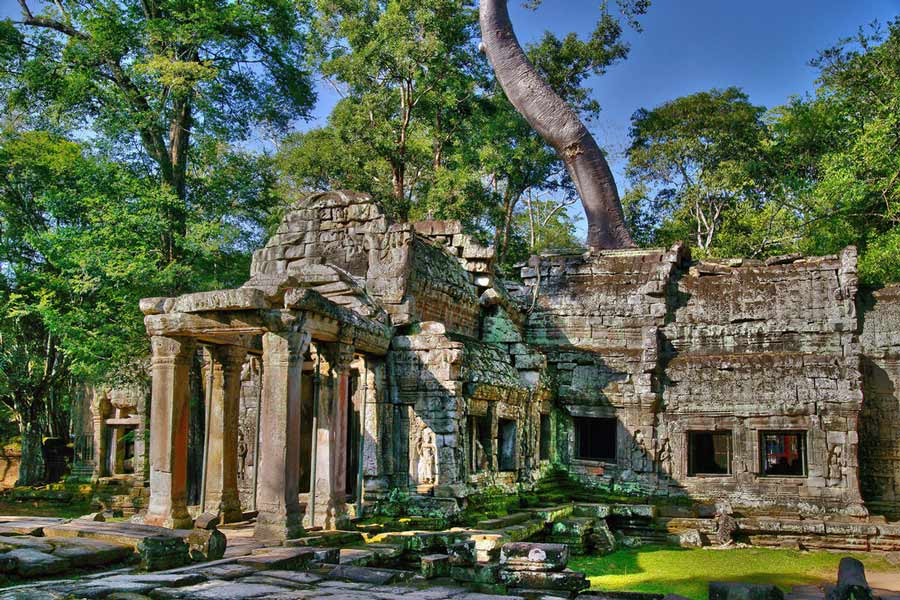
left=479, top=0, right=634, bottom=249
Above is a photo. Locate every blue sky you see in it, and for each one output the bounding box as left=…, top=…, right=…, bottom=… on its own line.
left=3, top=0, right=898, bottom=223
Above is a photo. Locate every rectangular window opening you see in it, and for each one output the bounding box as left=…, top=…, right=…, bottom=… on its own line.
left=539, top=414, right=551, bottom=461
left=574, top=417, right=616, bottom=461
left=760, top=431, right=807, bottom=477
left=688, top=431, right=732, bottom=476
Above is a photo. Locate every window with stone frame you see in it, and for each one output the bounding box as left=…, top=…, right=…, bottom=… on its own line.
left=574, top=416, right=617, bottom=461
left=760, top=431, right=807, bottom=477
left=687, top=431, right=732, bottom=476
left=539, top=413, right=552, bottom=461
left=498, top=418, right=517, bottom=471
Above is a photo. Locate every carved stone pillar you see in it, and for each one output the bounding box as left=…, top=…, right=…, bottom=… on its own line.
left=145, top=336, right=195, bottom=529
left=204, top=345, right=248, bottom=523
left=313, top=342, right=354, bottom=529
left=91, top=390, right=111, bottom=481
left=254, top=328, right=310, bottom=541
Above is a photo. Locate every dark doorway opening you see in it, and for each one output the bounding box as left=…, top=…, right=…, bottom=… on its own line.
left=345, top=370, right=361, bottom=500
left=298, top=358, right=315, bottom=494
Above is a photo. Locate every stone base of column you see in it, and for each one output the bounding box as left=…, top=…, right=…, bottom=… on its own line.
left=254, top=510, right=303, bottom=541
left=144, top=510, right=193, bottom=530
left=206, top=491, right=243, bottom=524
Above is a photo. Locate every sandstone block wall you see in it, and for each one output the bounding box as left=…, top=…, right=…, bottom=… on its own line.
left=518, top=245, right=870, bottom=515
left=859, top=285, right=900, bottom=518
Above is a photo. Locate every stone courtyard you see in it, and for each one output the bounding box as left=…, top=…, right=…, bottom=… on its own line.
left=7, top=189, right=898, bottom=599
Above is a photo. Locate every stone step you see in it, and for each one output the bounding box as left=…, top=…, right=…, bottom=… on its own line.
left=238, top=546, right=318, bottom=571
left=285, top=530, right=364, bottom=548
left=328, top=564, right=413, bottom=585
left=0, top=517, right=67, bottom=536
left=526, top=505, right=575, bottom=524
left=338, top=548, right=376, bottom=566
left=476, top=512, right=533, bottom=530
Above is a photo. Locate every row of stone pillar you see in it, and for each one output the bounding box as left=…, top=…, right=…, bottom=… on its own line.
left=144, top=330, right=356, bottom=540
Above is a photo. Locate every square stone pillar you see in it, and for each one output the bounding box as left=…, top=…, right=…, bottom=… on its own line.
left=204, top=345, right=248, bottom=523
left=91, top=390, right=111, bottom=481
left=313, top=343, right=353, bottom=529
left=145, top=336, right=195, bottom=529
left=255, top=329, right=309, bottom=541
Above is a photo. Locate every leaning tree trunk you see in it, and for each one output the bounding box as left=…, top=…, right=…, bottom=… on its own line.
left=479, top=0, right=635, bottom=249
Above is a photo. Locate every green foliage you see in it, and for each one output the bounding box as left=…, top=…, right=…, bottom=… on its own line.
left=626, top=87, right=770, bottom=255
left=373, top=487, right=411, bottom=518
left=279, top=0, right=647, bottom=265
left=626, top=19, right=900, bottom=284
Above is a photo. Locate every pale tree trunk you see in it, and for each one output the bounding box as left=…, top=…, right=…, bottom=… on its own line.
left=16, top=404, right=45, bottom=486
left=479, top=0, right=634, bottom=249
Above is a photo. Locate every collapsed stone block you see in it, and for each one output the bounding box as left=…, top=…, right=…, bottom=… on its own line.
left=499, top=542, right=569, bottom=572
left=448, top=540, right=476, bottom=567
left=450, top=561, right=500, bottom=584
left=421, top=553, right=450, bottom=579
left=498, top=568, right=589, bottom=593
left=137, top=536, right=190, bottom=571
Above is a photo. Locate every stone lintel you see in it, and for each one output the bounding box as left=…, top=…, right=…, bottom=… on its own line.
left=169, top=288, right=271, bottom=314
left=144, top=312, right=268, bottom=343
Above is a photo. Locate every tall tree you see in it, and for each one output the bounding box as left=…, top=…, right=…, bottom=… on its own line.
left=280, top=0, right=490, bottom=222
left=1, top=0, right=315, bottom=262
left=479, top=0, right=646, bottom=249
left=626, top=87, right=769, bottom=253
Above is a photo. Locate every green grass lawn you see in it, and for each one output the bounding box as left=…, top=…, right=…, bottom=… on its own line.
left=570, top=545, right=898, bottom=599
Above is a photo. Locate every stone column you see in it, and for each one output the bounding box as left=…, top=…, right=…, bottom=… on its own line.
left=313, top=342, right=354, bottom=529
left=145, top=336, right=195, bottom=529
left=204, top=345, right=248, bottom=523
left=91, top=390, right=111, bottom=481
left=254, top=329, right=309, bottom=541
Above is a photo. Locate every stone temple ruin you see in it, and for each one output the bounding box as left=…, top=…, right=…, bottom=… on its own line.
left=111, top=190, right=900, bottom=551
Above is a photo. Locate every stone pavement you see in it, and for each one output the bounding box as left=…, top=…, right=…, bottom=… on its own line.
left=0, top=557, right=533, bottom=600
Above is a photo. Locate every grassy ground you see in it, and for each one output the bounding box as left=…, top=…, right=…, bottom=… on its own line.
left=570, top=545, right=899, bottom=599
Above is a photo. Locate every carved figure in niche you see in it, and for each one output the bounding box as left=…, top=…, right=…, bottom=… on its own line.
left=474, top=438, right=489, bottom=472
left=657, top=438, right=673, bottom=476
left=417, top=427, right=437, bottom=485
left=631, top=430, right=650, bottom=472
left=827, top=444, right=845, bottom=485
left=238, top=430, right=249, bottom=480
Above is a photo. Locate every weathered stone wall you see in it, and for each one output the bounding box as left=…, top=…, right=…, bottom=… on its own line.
left=660, top=249, right=865, bottom=515
left=518, top=245, right=868, bottom=515
left=517, top=246, right=683, bottom=496
left=859, top=285, right=900, bottom=518
left=144, top=188, right=900, bottom=525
